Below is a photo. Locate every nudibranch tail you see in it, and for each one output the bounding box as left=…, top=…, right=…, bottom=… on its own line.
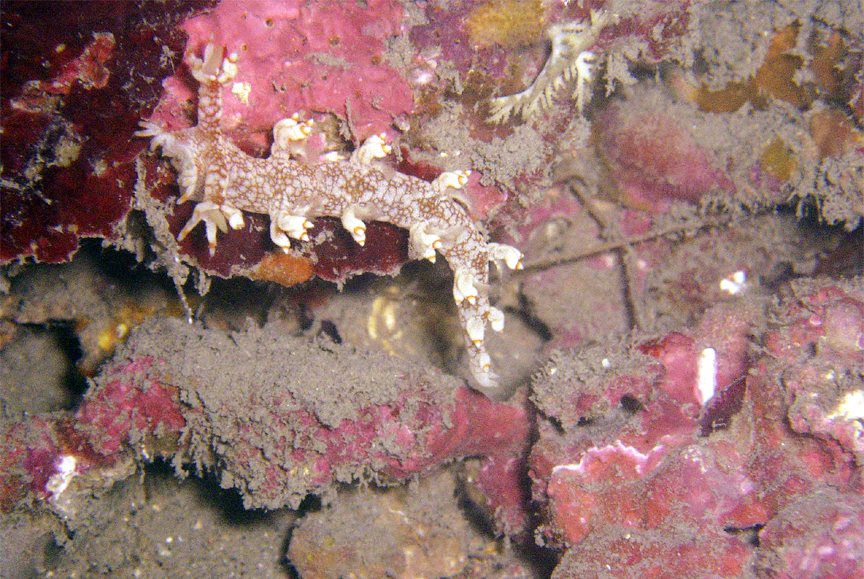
left=139, top=43, right=523, bottom=389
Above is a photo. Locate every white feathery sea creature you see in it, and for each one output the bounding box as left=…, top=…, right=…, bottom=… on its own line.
left=487, top=11, right=612, bottom=123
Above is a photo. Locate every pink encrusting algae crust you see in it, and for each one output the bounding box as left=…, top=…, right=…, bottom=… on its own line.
left=597, top=103, right=738, bottom=211
left=531, top=278, right=864, bottom=578
left=178, top=0, right=413, bottom=144
left=0, top=318, right=531, bottom=513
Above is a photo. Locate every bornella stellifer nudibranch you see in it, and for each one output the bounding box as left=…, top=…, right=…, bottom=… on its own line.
left=136, top=43, right=524, bottom=389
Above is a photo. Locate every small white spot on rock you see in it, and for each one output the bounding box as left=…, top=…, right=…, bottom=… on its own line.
left=719, top=270, right=747, bottom=295
left=696, top=347, right=717, bottom=405
left=231, top=81, right=252, bottom=105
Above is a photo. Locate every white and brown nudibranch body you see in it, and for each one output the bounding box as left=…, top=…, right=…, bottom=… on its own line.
left=137, top=44, right=523, bottom=389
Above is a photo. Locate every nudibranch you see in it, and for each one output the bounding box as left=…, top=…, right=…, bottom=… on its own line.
left=137, top=44, right=523, bottom=389
left=487, top=11, right=611, bottom=123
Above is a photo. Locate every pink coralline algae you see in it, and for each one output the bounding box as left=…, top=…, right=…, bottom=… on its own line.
left=756, top=489, right=864, bottom=579
left=0, top=356, right=185, bottom=513
left=175, top=0, right=413, bottom=144
left=530, top=278, right=864, bottom=578
left=9, top=32, right=116, bottom=113
left=773, top=288, right=864, bottom=462
left=596, top=101, right=737, bottom=212
left=0, top=318, right=531, bottom=513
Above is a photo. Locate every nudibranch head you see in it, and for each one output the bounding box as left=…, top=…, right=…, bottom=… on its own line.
left=136, top=122, right=206, bottom=204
